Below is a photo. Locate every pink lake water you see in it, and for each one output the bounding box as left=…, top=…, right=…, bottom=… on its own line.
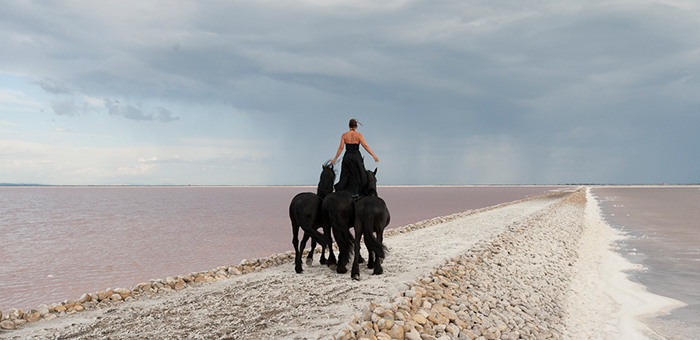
left=0, top=185, right=564, bottom=313
left=592, top=187, right=700, bottom=340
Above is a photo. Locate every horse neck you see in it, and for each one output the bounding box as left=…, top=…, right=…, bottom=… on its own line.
left=361, top=182, right=377, bottom=197
left=317, top=168, right=334, bottom=198
left=317, top=186, right=332, bottom=199
left=316, top=179, right=333, bottom=198
left=365, top=187, right=378, bottom=197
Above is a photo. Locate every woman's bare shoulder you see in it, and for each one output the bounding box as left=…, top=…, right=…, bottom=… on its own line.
left=344, top=131, right=363, bottom=143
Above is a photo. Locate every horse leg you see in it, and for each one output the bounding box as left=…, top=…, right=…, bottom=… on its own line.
left=324, top=224, right=337, bottom=266
left=336, top=249, right=348, bottom=274
left=330, top=221, right=347, bottom=273
left=292, top=225, right=303, bottom=274
left=316, top=231, right=328, bottom=265
left=351, top=223, right=362, bottom=281
left=298, top=233, right=310, bottom=272
left=365, top=233, right=375, bottom=269
left=355, top=232, right=365, bottom=264
left=319, top=242, right=328, bottom=265
left=373, top=224, right=384, bottom=275
left=307, top=238, right=316, bottom=266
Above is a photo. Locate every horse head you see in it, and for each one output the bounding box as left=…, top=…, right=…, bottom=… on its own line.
left=362, top=168, right=378, bottom=197
left=317, top=161, right=336, bottom=198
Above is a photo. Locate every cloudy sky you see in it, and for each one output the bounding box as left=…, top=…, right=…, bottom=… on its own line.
left=1, top=0, right=698, bottom=185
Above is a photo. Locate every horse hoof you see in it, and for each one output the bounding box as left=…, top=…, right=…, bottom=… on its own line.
left=373, top=268, right=383, bottom=275
left=336, top=266, right=347, bottom=274
left=367, top=263, right=374, bottom=269
left=295, top=268, right=303, bottom=274
left=326, top=258, right=337, bottom=266
left=305, top=258, right=313, bottom=266
left=320, top=258, right=327, bottom=265
left=351, top=274, right=360, bottom=281
left=328, top=264, right=337, bottom=271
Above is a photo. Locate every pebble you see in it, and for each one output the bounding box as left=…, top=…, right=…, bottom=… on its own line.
left=23, top=311, right=41, bottom=323
left=1, top=320, right=16, bottom=330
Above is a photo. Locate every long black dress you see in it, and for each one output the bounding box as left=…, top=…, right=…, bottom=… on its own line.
left=334, top=143, right=367, bottom=197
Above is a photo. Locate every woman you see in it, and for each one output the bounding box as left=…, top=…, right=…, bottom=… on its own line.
left=331, top=119, right=379, bottom=197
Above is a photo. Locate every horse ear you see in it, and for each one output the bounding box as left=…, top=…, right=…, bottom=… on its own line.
left=373, top=168, right=377, bottom=175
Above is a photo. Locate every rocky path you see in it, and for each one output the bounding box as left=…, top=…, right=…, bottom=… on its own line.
left=1, top=189, right=577, bottom=340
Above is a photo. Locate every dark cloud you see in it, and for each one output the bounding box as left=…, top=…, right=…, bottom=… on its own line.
left=50, top=97, right=95, bottom=116
left=103, top=98, right=179, bottom=123
left=154, top=107, right=180, bottom=123
left=34, top=78, right=73, bottom=95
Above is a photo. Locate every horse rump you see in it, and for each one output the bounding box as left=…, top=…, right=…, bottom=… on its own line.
left=351, top=195, right=390, bottom=280
left=289, top=192, right=327, bottom=273
left=322, top=191, right=355, bottom=273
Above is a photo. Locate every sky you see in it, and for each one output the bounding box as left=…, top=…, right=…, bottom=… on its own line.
left=1, top=0, right=699, bottom=185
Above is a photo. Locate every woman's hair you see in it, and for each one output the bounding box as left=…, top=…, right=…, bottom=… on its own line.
left=349, top=119, right=362, bottom=129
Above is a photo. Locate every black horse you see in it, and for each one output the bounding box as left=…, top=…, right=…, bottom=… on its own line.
left=289, top=163, right=336, bottom=273
left=324, top=169, right=386, bottom=277
left=350, top=170, right=389, bottom=280
left=322, top=190, right=355, bottom=273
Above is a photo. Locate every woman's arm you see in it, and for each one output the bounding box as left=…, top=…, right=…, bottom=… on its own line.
left=359, top=134, right=379, bottom=162
left=331, top=135, right=346, bottom=164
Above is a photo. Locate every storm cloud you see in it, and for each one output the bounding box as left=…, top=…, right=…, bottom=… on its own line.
left=1, top=0, right=698, bottom=185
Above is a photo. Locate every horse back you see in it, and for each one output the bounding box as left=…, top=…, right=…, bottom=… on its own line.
left=322, top=191, right=355, bottom=222
left=290, top=192, right=323, bottom=224
left=356, top=196, right=389, bottom=225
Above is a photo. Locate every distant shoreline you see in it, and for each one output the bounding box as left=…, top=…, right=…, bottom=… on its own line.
left=2, top=183, right=698, bottom=188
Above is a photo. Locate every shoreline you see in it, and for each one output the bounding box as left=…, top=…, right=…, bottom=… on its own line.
left=564, top=189, right=684, bottom=339
left=590, top=186, right=700, bottom=339
left=0, top=188, right=683, bottom=339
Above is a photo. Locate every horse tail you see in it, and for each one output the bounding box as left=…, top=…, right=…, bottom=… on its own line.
left=328, top=201, right=353, bottom=255
left=361, top=204, right=386, bottom=259
left=292, top=205, right=327, bottom=247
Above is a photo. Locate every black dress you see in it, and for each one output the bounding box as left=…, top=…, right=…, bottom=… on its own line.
left=334, top=143, right=367, bottom=197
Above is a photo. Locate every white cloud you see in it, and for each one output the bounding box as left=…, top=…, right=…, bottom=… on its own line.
left=117, top=162, right=157, bottom=176
left=0, top=137, right=275, bottom=185
left=0, top=88, right=44, bottom=112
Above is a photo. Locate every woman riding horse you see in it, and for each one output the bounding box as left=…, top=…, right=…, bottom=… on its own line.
left=331, top=119, right=379, bottom=197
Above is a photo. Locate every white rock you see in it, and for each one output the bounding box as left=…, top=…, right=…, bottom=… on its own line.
left=36, top=305, right=50, bottom=316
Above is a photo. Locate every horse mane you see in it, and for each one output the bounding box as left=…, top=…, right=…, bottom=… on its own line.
left=362, top=168, right=378, bottom=197
left=317, top=161, right=335, bottom=199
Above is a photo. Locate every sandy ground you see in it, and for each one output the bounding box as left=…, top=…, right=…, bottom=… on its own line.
left=0, top=188, right=682, bottom=340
